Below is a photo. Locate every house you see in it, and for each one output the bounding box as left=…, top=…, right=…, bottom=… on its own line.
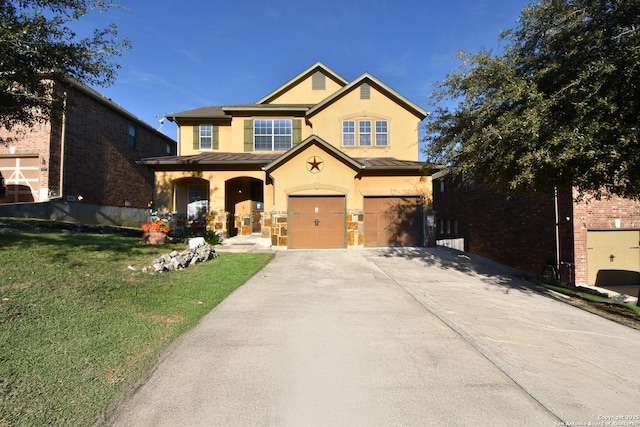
left=0, top=77, right=176, bottom=209
left=140, top=63, right=432, bottom=249
left=431, top=173, right=640, bottom=290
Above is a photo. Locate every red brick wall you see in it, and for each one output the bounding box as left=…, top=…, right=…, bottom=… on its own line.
left=1, top=79, right=175, bottom=208
left=0, top=122, right=53, bottom=196
left=432, top=176, right=575, bottom=280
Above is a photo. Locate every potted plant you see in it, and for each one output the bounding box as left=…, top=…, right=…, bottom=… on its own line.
left=141, top=218, right=170, bottom=246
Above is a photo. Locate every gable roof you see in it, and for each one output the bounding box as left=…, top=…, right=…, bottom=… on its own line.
left=255, top=62, right=349, bottom=105
left=306, top=73, right=428, bottom=120
left=262, top=134, right=362, bottom=173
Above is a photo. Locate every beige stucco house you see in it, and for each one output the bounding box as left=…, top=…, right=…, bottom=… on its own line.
left=140, top=63, right=432, bottom=249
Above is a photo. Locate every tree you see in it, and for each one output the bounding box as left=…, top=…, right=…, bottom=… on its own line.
left=424, top=0, right=640, bottom=199
left=0, top=0, right=131, bottom=131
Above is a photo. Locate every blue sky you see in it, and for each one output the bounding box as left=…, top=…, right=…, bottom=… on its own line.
left=77, top=0, right=533, bottom=140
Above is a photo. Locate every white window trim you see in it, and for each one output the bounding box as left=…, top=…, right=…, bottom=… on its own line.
left=254, top=119, right=292, bottom=151
left=341, top=119, right=388, bottom=147
left=200, top=124, right=212, bottom=150
left=342, top=120, right=355, bottom=146
left=375, top=120, right=388, bottom=146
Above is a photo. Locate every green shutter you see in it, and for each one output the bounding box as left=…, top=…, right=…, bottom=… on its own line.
left=193, top=125, right=199, bottom=150
left=292, top=119, right=302, bottom=146
left=244, top=120, right=253, bottom=152
left=212, top=125, right=219, bottom=150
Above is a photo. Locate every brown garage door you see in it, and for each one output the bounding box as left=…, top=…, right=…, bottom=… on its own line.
left=364, top=196, right=423, bottom=247
left=289, top=196, right=346, bottom=249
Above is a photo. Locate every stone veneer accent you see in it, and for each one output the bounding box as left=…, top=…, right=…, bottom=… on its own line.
left=234, top=213, right=252, bottom=236
left=265, top=212, right=288, bottom=247
left=347, top=210, right=364, bottom=248
left=206, top=211, right=229, bottom=238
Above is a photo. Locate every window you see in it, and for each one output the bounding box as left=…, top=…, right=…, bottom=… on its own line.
left=188, top=184, right=208, bottom=203
left=254, top=119, right=292, bottom=151
left=128, top=124, right=136, bottom=148
left=359, top=121, right=371, bottom=146
left=342, top=121, right=355, bottom=146
left=341, top=119, right=389, bottom=147
left=166, top=143, right=172, bottom=155
left=199, top=124, right=212, bottom=150
left=375, top=121, right=388, bottom=146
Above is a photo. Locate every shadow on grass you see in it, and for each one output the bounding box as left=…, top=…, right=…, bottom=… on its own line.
left=0, top=221, right=146, bottom=256
left=376, top=246, right=545, bottom=296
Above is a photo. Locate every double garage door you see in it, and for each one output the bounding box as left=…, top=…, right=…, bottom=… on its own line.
left=288, top=196, right=423, bottom=249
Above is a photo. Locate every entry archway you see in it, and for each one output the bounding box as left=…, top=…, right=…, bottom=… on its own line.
left=225, top=177, right=264, bottom=236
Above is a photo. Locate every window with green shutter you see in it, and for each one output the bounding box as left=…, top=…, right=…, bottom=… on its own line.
left=244, top=120, right=253, bottom=152
left=247, top=119, right=296, bottom=151
left=292, top=119, right=302, bottom=146
left=193, top=124, right=219, bottom=150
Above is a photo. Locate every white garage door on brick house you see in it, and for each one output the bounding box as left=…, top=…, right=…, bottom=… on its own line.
left=0, top=155, right=41, bottom=203
left=587, top=230, right=640, bottom=285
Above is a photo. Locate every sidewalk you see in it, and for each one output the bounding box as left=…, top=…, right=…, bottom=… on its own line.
left=214, top=232, right=273, bottom=253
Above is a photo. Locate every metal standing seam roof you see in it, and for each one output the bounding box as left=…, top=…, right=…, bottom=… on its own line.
left=138, top=151, right=426, bottom=171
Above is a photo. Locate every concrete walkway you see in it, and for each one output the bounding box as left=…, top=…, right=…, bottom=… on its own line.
left=110, top=248, right=640, bottom=426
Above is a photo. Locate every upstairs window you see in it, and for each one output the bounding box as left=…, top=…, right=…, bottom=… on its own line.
left=375, top=121, right=388, bottom=146
left=199, top=124, right=212, bottom=150
left=342, top=119, right=388, bottom=147
left=128, top=124, right=136, bottom=148
left=342, top=121, right=355, bottom=146
left=359, top=121, right=371, bottom=146
left=254, top=119, right=292, bottom=151
left=193, top=124, right=218, bottom=150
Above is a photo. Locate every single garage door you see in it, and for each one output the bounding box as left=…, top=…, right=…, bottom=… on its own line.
left=364, top=196, right=423, bottom=247
left=0, top=155, right=40, bottom=203
left=587, top=230, right=640, bottom=285
left=289, top=196, right=346, bottom=249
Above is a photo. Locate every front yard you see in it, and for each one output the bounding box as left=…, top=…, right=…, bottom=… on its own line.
left=0, top=220, right=273, bottom=426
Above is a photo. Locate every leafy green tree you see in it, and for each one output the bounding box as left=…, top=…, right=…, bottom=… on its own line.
left=0, top=0, right=131, bottom=131
left=424, top=0, right=640, bottom=199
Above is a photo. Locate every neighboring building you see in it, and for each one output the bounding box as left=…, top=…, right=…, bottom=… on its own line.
left=140, top=63, right=432, bottom=249
left=0, top=77, right=176, bottom=208
left=432, top=173, right=640, bottom=288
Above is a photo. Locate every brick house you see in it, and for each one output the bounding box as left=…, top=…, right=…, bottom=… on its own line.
left=432, top=173, right=640, bottom=288
left=140, top=63, right=432, bottom=249
left=0, top=77, right=176, bottom=208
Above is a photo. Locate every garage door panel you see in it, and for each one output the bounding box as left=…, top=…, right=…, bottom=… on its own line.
left=0, top=156, right=40, bottom=203
left=289, top=196, right=346, bottom=249
left=587, top=230, right=640, bottom=285
left=364, top=197, right=423, bottom=247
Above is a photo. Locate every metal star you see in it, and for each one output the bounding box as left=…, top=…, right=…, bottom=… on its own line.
left=308, top=156, right=322, bottom=172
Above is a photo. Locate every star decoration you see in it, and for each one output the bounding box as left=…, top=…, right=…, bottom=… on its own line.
left=307, top=156, right=323, bottom=172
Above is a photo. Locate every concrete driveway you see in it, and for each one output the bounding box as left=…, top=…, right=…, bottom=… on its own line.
left=110, top=248, right=640, bottom=426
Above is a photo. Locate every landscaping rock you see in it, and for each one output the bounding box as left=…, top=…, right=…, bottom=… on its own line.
left=147, top=243, right=218, bottom=273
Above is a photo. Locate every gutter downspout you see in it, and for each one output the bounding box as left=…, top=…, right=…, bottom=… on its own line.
left=554, top=186, right=560, bottom=279
left=59, top=92, right=67, bottom=199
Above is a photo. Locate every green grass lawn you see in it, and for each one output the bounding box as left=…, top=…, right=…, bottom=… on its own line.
left=0, top=223, right=274, bottom=426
